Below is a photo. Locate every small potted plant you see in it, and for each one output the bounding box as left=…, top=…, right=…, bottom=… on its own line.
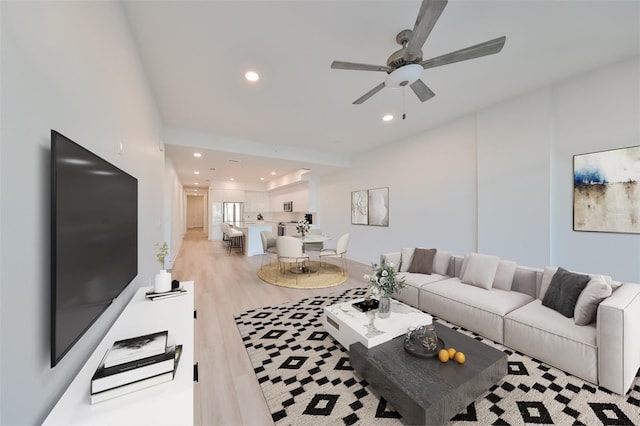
left=296, top=219, right=310, bottom=237
left=154, top=242, right=171, bottom=293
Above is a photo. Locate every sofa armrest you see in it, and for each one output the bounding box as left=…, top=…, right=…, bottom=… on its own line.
left=380, top=252, right=401, bottom=272
left=597, top=283, right=640, bottom=395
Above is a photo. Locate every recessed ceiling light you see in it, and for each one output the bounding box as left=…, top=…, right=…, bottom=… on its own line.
left=194, top=189, right=198, bottom=192
left=271, top=171, right=276, bottom=175
left=230, top=177, right=235, bottom=181
left=245, top=71, right=259, bottom=82
left=382, top=114, right=394, bottom=122
left=193, top=152, right=202, bottom=158
left=194, top=182, right=199, bottom=185
left=194, top=171, right=200, bottom=175
left=260, top=177, right=265, bottom=181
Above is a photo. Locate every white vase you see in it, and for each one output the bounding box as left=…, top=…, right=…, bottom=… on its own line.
left=154, top=269, right=172, bottom=293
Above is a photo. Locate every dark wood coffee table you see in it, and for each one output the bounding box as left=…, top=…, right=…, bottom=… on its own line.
left=350, top=322, right=507, bottom=425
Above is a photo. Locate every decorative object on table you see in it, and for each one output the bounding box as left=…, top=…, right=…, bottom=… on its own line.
left=91, top=345, right=182, bottom=404
left=103, top=330, right=168, bottom=368
left=295, top=219, right=310, bottom=237
left=154, top=242, right=171, bottom=293
left=351, top=187, right=389, bottom=226
left=256, top=213, right=264, bottom=220
left=573, top=145, right=640, bottom=234
left=352, top=297, right=379, bottom=313
left=145, top=287, right=187, bottom=301
left=364, top=259, right=405, bottom=318
left=404, top=324, right=444, bottom=358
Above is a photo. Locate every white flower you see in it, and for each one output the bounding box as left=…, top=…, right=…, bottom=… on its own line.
left=381, top=270, right=388, bottom=277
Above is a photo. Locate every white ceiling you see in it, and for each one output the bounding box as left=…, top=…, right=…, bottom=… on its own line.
left=122, top=0, right=640, bottom=190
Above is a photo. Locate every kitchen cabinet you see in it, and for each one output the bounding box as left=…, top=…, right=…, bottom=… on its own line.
left=244, top=191, right=269, bottom=213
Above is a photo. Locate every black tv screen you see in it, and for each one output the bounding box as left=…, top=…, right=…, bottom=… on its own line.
left=51, top=130, right=137, bottom=367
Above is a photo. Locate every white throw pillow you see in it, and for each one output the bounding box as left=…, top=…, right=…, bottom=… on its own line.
left=493, top=260, right=517, bottom=291
left=432, top=250, right=451, bottom=276
left=460, top=253, right=500, bottom=290
left=574, top=276, right=612, bottom=326
left=400, top=248, right=415, bottom=273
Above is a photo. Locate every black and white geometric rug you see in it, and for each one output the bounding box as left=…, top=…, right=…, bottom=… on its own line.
left=234, top=288, right=640, bottom=425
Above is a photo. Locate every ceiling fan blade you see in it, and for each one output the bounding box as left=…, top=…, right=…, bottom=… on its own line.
left=421, top=36, right=506, bottom=70
left=406, top=0, right=448, bottom=61
left=331, top=61, right=392, bottom=73
left=353, top=82, right=386, bottom=104
left=410, top=79, right=436, bottom=102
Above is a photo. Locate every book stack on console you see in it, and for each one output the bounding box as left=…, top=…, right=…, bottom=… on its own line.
left=90, top=330, right=182, bottom=404
left=145, top=286, right=187, bottom=301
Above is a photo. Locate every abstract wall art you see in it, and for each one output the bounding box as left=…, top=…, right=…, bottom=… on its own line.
left=351, top=190, right=368, bottom=225
left=573, top=145, right=640, bottom=234
left=351, top=187, right=389, bottom=226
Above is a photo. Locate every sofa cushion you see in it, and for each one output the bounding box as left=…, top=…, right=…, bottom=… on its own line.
left=408, top=248, right=436, bottom=274
left=420, top=278, right=533, bottom=343
left=574, top=276, right=612, bottom=326
left=542, top=267, right=591, bottom=317
left=493, top=260, right=517, bottom=291
left=399, top=248, right=415, bottom=272
left=397, top=272, right=448, bottom=288
left=460, top=253, right=500, bottom=290
left=432, top=250, right=451, bottom=276
left=504, top=300, right=597, bottom=383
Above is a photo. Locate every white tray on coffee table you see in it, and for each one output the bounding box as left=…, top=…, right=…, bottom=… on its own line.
left=322, top=298, right=432, bottom=349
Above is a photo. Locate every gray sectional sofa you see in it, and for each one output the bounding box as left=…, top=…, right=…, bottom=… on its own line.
left=381, top=248, right=640, bottom=395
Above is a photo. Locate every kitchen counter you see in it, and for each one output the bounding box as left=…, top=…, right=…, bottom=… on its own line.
left=229, top=222, right=274, bottom=256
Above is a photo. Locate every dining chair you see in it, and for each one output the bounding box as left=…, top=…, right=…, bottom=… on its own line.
left=276, top=236, right=310, bottom=284
left=260, top=230, right=278, bottom=267
left=319, top=233, right=350, bottom=275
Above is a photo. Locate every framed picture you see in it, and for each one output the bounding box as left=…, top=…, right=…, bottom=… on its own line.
left=351, top=190, right=368, bottom=225
left=368, top=187, right=389, bottom=226
left=573, top=145, right=640, bottom=234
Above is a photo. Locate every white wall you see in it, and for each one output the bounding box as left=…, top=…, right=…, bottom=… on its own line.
left=164, top=157, right=185, bottom=270
left=477, top=89, right=552, bottom=267
left=0, top=2, right=164, bottom=424
left=319, top=117, right=478, bottom=265
left=551, top=57, right=640, bottom=282
left=320, top=57, right=640, bottom=282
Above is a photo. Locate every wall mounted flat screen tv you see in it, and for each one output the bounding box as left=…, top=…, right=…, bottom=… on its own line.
left=51, top=130, right=138, bottom=367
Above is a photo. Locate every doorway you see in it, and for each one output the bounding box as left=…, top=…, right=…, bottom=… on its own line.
left=187, top=195, right=205, bottom=229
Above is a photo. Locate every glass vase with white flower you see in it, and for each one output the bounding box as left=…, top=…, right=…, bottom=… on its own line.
left=363, top=260, right=405, bottom=318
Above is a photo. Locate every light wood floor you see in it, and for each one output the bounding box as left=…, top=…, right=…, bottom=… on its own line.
left=170, top=228, right=369, bottom=426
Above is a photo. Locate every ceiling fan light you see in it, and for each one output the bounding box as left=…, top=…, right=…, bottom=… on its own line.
left=384, top=64, right=423, bottom=88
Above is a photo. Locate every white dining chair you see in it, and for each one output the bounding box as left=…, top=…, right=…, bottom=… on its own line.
left=319, top=233, right=350, bottom=275
left=260, top=230, right=278, bottom=267
left=276, top=236, right=310, bottom=283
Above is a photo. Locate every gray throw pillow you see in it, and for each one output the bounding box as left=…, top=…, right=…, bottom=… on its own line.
left=408, top=248, right=436, bottom=275
left=542, top=267, right=591, bottom=318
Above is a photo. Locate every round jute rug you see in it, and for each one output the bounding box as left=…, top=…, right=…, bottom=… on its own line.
left=257, top=261, right=348, bottom=289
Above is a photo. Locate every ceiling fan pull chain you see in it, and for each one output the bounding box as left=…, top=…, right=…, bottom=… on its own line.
left=402, top=86, right=407, bottom=120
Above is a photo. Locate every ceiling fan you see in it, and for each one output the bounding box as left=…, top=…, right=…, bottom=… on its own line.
left=331, top=0, right=506, bottom=105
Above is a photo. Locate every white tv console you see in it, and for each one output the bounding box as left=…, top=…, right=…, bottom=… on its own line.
left=43, top=281, right=195, bottom=425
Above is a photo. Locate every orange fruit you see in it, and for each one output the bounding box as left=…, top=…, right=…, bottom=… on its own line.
left=447, top=348, right=457, bottom=359
left=438, top=349, right=449, bottom=363
left=454, top=351, right=466, bottom=364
